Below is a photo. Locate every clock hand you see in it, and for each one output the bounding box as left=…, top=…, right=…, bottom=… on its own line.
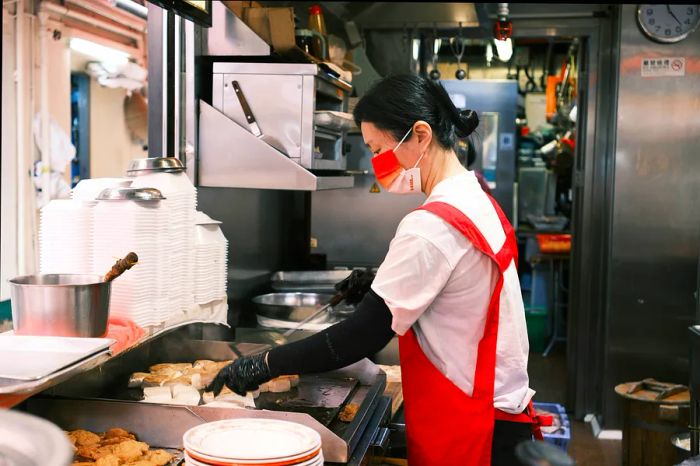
left=667, top=5, right=682, bottom=26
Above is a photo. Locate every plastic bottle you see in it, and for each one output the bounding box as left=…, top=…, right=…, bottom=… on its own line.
left=307, top=5, right=328, bottom=61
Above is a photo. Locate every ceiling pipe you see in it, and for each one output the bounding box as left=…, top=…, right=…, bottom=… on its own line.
left=65, top=0, right=147, bottom=33
left=113, top=0, right=148, bottom=20
left=41, top=1, right=143, bottom=45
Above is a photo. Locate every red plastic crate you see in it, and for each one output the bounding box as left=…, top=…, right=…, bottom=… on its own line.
left=536, top=234, right=571, bottom=254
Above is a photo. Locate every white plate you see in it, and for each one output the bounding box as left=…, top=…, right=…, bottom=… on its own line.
left=0, top=334, right=114, bottom=380
left=184, top=450, right=322, bottom=466
left=183, top=419, right=321, bottom=462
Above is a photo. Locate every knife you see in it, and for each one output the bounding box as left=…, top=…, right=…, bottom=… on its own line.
left=231, top=80, right=292, bottom=156
left=232, top=81, right=262, bottom=137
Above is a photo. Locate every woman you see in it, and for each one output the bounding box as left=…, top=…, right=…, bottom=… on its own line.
left=208, top=75, right=541, bottom=466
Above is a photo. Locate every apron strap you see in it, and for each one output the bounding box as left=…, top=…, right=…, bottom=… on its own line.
left=494, top=401, right=553, bottom=441
left=417, top=201, right=517, bottom=400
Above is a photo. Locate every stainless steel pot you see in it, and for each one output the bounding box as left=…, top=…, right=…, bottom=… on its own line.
left=9, top=274, right=111, bottom=337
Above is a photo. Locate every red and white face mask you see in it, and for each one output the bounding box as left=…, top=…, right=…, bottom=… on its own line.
left=371, top=128, right=425, bottom=194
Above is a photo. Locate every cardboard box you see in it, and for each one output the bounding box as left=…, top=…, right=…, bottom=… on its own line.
left=221, top=3, right=335, bottom=68
left=221, top=1, right=260, bottom=20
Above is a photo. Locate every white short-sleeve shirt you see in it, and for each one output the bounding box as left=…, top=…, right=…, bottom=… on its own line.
left=372, top=171, right=535, bottom=414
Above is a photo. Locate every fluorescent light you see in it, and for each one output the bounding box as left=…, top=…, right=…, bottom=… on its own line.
left=494, top=38, right=513, bottom=62
left=69, top=38, right=130, bottom=69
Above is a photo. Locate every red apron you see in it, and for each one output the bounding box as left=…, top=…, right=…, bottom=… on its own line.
left=399, top=198, right=547, bottom=466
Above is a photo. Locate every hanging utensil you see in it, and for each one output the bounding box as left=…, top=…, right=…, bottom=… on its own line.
left=231, top=81, right=288, bottom=156
left=429, top=25, right=441, bottom=80
left=450, top=23, right=466, bottom=80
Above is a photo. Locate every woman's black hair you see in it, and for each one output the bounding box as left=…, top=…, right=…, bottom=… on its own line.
left=353, top=74, right=479, bottom=149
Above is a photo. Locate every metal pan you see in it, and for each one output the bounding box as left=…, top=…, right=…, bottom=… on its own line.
left=252, top=293, right=334, bottom=321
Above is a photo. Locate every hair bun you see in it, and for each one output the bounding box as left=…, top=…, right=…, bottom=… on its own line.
left=454, top=109, right=479, bottom=138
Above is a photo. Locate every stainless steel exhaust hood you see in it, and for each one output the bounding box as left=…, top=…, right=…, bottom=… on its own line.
left=198, top=63, right=355, bottom=191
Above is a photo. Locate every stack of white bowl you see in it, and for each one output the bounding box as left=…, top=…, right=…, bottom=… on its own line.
left=130, top=170, right=197, bottom=322
left=39, top=200, right=94, bottom=275
left=182, top=419, right=324, bottom=466
left=194, top=212, right=228, bottom=305
left=92, top=194, right=167, bottom=328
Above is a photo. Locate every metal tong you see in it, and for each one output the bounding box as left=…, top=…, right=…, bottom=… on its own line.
left=281, top=291, right=346, bottom=339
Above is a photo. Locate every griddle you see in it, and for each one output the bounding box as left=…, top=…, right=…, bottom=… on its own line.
left=255, top=375, right=358, bottom=426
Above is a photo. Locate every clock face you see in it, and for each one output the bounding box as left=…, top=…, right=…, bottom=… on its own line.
left=637, top=4, right=700, bottom=43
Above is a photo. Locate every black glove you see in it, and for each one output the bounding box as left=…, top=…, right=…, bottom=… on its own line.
left=205, top=352, right=272, bottom=396
left=335, top=269, right=375, bottom=305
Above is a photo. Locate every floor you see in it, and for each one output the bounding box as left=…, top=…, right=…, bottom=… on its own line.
left=528, top=344, right=622, bottom=466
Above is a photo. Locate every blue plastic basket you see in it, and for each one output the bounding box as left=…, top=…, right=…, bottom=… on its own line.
left=533, top=402, right=571, bottom=452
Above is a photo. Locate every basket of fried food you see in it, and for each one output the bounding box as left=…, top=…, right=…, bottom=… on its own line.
left=67, top=427, right=175, bottom=466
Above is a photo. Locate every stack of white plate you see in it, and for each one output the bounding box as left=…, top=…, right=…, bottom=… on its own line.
left=92, top=197, right=167, bottom=327
left=130, top=171, right=197, bottom=321
left=183, top=419, right=323, bottom=466
left=194, top=212, right=228, bottom=305
left=39, top=200, right=94, bottom=275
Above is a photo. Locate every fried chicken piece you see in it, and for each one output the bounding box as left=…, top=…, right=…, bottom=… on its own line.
left=101, top=436, right=136, bottom=446
left=127, top=461, right=155, bottom=466
left=68, top=429, right=101, bottom=447
left=95, top=454, right=121, bottom=466
left=144, top=449, right=173, bottom=466
left=104, top=428, right=134, bottom=440
left=113, top=440, right=149, bottom=462
left=75, top=445, right=101, bottom=461
left=71, top=463, right=95, bottom=466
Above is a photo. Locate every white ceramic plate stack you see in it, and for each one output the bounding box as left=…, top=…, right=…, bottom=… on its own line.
left=194, top=212, right=228, bottom=305
left=130, top=171, right=197, bottom=322
left=92, top=198, right=167, bottom=327
left=183, top=419, right=323, bottom=466
left=39, top=200, right=94, bottom=275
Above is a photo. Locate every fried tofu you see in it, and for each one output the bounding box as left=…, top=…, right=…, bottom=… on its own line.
left=339, top=402, right=360, bottom=423
left=149, top=363, right=192, bottom=373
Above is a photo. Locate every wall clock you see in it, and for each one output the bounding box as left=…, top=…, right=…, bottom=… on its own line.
left=637, top=4, right=700, bottom=43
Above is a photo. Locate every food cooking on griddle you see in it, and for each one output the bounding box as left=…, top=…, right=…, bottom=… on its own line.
left=129, top=360, right=299, bottom=406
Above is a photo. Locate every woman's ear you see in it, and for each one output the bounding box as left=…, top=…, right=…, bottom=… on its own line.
left=412, top=120, right=433, bottom=152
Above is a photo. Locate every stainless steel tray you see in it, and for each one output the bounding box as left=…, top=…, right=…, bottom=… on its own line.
left=0, top=335, right=114, bottom=381
left=271, top=270, right=352, bottom=293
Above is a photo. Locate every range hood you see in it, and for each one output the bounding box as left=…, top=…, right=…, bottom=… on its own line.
left=198, top=101, right=354, bottom=191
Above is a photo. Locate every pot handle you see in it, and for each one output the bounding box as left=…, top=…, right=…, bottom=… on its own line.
left=104, top=252, right=139, bottom=282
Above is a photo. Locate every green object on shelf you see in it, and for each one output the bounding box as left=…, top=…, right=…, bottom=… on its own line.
left=525, top=306, right=550, bottom=353
left=0, top=300, right=10, bottom=321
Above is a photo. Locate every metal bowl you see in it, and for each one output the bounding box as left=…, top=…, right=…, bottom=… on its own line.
left=252, top=292, right=334, bottom=322
left=0, top=410, right=73, bottom=466
left=9, top=274, right=111, bottom=337
left=96, top=187, right=166, bottom=201
left=127, top=157, right=185, bottom=175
